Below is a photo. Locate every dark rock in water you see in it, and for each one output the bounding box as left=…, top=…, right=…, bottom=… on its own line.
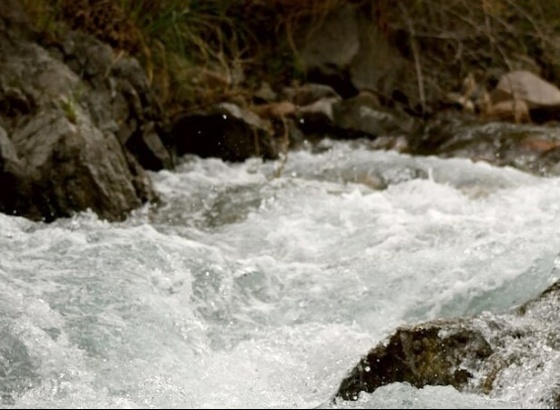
left=410, top=115, right=560, bottom=176
left=336, top=320, right=493, bottom=401
left=124, top=121, right=173, bottom=171
left=335, top=277, right=560, bottom=407
left=171, top=103, right=278, bottom=162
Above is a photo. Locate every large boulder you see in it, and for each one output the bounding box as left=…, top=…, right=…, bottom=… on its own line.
left=0, top=18, right=158, bottom=222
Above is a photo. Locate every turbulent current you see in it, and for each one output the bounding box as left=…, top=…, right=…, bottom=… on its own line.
left=1, top=139, right=559, bottom=408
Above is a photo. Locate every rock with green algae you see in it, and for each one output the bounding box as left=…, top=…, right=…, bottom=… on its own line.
left=336, top=320, right=493, bottom=401
left=335, top=277, right=560, bottom=408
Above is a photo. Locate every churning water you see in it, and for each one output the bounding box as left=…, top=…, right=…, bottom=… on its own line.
left=1, top=139, right=559, bottom=408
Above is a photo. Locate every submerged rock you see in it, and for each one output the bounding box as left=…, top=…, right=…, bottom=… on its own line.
left=0, top=327, right=40, bottom=405
left=335, top=277, right=560, bottom=407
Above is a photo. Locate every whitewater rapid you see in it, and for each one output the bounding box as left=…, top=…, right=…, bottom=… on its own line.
left=1, top=140, right=559, bottom=408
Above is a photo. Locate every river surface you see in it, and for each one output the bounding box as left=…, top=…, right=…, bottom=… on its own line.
left=1, top=139, right=559, bottom=408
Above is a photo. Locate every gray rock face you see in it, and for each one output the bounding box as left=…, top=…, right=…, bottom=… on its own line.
left=488, top=70, right=560, bottom=123
left=298, top=4, right=411, bottom=104
left=51, top=32, right=174, bottom=171
left=5, top=110, right=151, bottom=222
left=299, top=6, right=360, bottom=85
left=335, top=277, right=560, bottom=408
left=0, top=10, right=160, bottom=222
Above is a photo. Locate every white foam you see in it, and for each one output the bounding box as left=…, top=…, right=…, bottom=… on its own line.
left=1, top=142, right=559, bottom=408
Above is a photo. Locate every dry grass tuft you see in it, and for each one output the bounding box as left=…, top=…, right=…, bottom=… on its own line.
left=19, top=0, right=560, bottom=114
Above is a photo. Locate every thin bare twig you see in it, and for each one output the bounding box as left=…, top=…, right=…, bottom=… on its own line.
left=398, top=1, right=426, bottom=115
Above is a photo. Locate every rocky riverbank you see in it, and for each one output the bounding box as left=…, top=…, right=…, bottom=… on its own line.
left=3, top=1, right=560, bottom=221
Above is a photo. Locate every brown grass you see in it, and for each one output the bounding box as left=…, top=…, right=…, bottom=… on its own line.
left=382, top=0, right=560, bottom=101
left=20, top=0, right=560, bottom=114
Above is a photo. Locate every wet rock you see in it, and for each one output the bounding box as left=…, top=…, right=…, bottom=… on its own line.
left=0, top=126, right=26, bottom=216
left=125, top=121, right=173, bottom=171
left=336, top=277, right=560, bottom=408
left=280, top=90, right=416, bottom=148
left=3, top=109, right=154, bottom=222
left=410, top=115, right=560, bottom=176
left=336, top=320, right=493, bottom=401
left=170, top=103, right=278, bottom=162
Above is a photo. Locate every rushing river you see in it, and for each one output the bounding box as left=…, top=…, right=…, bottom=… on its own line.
left=1, top=139, right=559, bottom=408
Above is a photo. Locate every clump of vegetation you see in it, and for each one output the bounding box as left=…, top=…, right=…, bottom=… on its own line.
left=384, top=0, right=560, bottom=106
left=21, top=0, right=351, bottom=114
left=20, top=0, right=560, bottom=115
